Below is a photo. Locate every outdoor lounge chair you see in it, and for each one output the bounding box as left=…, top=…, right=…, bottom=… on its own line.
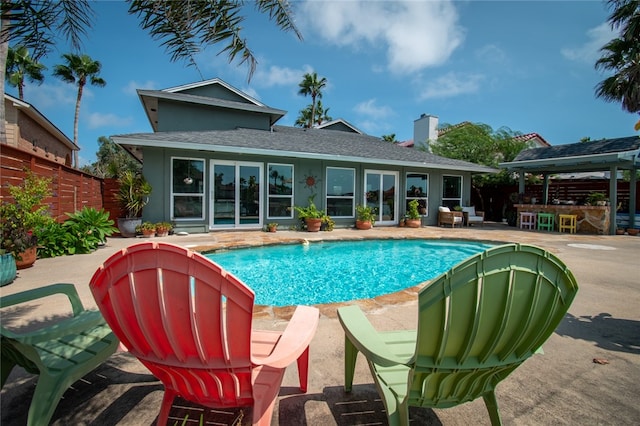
left=461, top=205, right=485, bottom=226
left=437, top=206, right=464, bottom=227
left=337, top=243, right=579, bottom=426
left=89, top=241, right=319, bottom=426
left=0, top=283, right=119, bottom=426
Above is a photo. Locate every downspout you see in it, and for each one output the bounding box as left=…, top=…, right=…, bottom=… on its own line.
left=630, top=162, right=637, bottom=230
left=542, top=174, right=549, bottom=205
left=609, top=165, right=618, bottom=235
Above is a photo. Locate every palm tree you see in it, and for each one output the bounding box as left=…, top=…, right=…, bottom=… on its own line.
left=53, top=53, right=106, bottom=168
left=298, top=72, right=327, bottom=128
left=314, top=100, right=332, bottom=126
left=382, top=134, right=397, bottom=143
left=1, top=0, right=301, bottom=141
left=295, top=106, right=313, bottom=128
left=594, top=0, right=640, bottom=128
left=5, top=45, right=46, bottom=99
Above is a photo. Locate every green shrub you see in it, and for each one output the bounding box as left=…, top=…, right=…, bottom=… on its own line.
left=36, top=222, right=77, bottom=258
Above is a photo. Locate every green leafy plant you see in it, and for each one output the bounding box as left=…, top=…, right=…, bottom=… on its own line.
left=322, top=215, right=335, bottom=231
left=265, top=222, right=278, bottom=232
left=0, top=213, right=38, bottom=260
left=155, top=222, right=173, bottom=232
left=294, top=195, right=325, bottom=219
left=355, top=204, right=376, bottom=225
left=406, top=199, right=421, bottom=220
left=64, top=207, right=118, bottom=245
left=586, top=192, right=607, bottom=206
left=114, top=171, right=152, bottom=218
left=36, top=222, right=77, bottom=258
left=135, top=222, right=156, bottom=233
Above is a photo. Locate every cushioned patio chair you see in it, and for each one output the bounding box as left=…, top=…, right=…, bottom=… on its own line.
left=0, top=283, right=119, bottom=426
left=90, top=242, right=319, bottom=426
left=461, top=206, right=485, bottom=226
left=337, top=243, right=578, bottom=426
left=437, top=206, right=464, bottom=227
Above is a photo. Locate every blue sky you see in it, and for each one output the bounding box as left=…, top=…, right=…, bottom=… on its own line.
left=9, top=0, right=639, bottom=166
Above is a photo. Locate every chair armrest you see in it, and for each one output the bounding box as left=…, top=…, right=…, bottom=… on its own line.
left=1, top=310, right=108, bottom=345
left=253, top=305, right=319, bottom=369
left=477, top=211, right=485, bottom=218
left=0, top=283, right=85, bottom=316
left=337, top=305, right=408, bottom=367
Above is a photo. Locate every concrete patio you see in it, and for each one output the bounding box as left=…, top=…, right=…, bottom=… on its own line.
left=1, top=223, right=639, bottom=425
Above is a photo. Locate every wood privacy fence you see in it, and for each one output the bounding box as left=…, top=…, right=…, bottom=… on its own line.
left=1, top=144, right=104, bottom=222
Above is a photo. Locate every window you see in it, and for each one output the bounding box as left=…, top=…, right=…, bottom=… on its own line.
left=406, top=172, right=428, bottom=216
left=326, top=167, right=355, bottom=217
left=267, top=163, right=293, bottom=218
left=172, top=158, right=205, bottom=219
left=442, top=175, right=462, bottom=209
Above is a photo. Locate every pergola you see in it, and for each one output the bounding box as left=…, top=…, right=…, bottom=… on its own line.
left=500, top=136, right=640, bottom=235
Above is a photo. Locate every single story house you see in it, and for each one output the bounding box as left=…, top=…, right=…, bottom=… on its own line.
left=112, top=78, right=495, bottom=233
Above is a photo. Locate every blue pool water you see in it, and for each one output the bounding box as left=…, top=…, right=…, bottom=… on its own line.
left=206, top=239, right=494, bottom=306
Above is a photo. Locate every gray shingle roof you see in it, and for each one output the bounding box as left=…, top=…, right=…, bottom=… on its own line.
left=113, top=125, right=496, bottom=173
left=514, top=136, right=640, bottom=161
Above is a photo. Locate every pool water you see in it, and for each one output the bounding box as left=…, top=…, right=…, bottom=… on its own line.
left=206, top=239, right=494, bottom=306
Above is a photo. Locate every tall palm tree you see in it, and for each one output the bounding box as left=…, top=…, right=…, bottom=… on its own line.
left=53, top=53, right=105, bottom=168
left=298, top=72, right=327, bottom=128
left=595, top=0, right=640, bottom=128
left=6, top=45, right=46, bottom=99
left=314, top=100, right=332, bottom=126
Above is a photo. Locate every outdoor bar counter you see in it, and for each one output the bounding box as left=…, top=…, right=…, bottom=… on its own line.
left=515, top=204, right=610, bottom=235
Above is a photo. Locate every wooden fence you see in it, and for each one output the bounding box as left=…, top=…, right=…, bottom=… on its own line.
left=1, top=144, right=104, bottom=222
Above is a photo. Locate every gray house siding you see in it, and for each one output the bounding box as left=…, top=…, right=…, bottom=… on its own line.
left=157, top=100, right=271, bottom=132
left=179, top=85, right=252, bottom=103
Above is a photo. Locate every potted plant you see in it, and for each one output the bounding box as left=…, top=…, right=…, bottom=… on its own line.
left=405, top=199, right=421, bottom=228
left=586, top=192, right=608, bottom=206
left=0, top=212, right=39, bottom=270
left=155, top=222, right=173, bottom=237
left=136, top=222, right=156, bottom=238
left=266, top=223, right=278, bottom=233
left=355, top=204, right=376, bottom=230
left=321, top=214, right=335, bottom=231
left=294, top=196, right=325, bottom=232
left=114, top=171, right=152, bottom=237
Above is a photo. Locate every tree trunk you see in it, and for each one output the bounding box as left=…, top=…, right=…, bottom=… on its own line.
left=73, top=83, right=84, bottom=168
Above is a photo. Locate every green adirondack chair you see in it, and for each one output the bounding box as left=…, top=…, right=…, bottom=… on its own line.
left=337, top=243, right=579, bottom=426
left=1, top=283, right=119, bottom=426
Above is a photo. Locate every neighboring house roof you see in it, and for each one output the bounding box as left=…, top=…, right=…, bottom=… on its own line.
left=512, top=132, right=551, bottom=148
left=113, top=125, right=497, bottom=174
left=398, top=125, right=550, bottom=149
left=316, top=119, right=364, bottom=134
left=500, top=136, right=640, bottom=173
left=5, top=93, right=79, bottom=151
left=138, top=80, right=286, bottom=132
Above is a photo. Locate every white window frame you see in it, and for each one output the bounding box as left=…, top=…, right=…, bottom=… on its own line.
left=442, top=174, right=463, bottom=209
left=267, top=163, right=294, bottom=219
left=406, top=172, right=429, bottom=217
left=326, top=166, right=355, bottom=218
left=170, top=156, right=205, bottom=221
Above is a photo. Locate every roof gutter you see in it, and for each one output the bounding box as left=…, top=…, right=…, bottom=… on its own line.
left=500, top=149, right=640, bottom=170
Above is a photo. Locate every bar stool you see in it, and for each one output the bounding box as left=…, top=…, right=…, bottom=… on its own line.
left=537, top=212, right=555, bottom=231
left=558, top=214, right=577, bottom=234
left=519, top=212, right=536, bottom=230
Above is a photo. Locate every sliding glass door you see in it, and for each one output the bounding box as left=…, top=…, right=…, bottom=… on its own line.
left=211, top=161, right=262, bottom=228
left=365, top=170, right=398, bottom=225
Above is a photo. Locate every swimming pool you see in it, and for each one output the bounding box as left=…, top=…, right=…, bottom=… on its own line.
left=206, top=239, right=494, bottom=306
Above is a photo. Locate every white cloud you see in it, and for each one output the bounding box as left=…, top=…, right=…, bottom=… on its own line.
left=353, top=99, right=393, bottom=119
left=86, top=112, right=133, bottom=129
left=417, top=72, right=484, bottom=100
left=561, top=23, right=615, bottom=64
left=253, top=64, right=314, bottom=88
left=23, top=82, right=76, bottom=109
left=123, top=80, right=157, bottom=96
left=298, top=0, right=464, bottom=74
left=475, top=44, right=508, bottom=65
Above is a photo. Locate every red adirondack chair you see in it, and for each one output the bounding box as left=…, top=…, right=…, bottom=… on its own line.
left=90, top=242, right=319, bottom=425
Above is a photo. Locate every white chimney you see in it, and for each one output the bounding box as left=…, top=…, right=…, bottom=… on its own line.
left=413, top=114, right=438, bottom=151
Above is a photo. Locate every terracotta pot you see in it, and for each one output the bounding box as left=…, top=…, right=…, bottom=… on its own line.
left=355, top=220, right=372, bottom=230
left=16, top=246, right=37, bottom=269
left=627, top=228, right=639, bottom=236
left=405, top=219, right=421, bottom=228
left=142, top=230, right=156, bottom=238
left=156, top=229, right=170, bottom=237
left=305, top=218, right=322, bottom=232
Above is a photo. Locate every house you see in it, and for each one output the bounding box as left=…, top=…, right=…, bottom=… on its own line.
left=112, top=78, right=495, bottom=233
left=3, top=93, right=78, bottom=167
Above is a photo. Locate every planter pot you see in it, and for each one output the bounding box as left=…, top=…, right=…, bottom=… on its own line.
left=305, top=218, right=322, bottom=232
left=141, top=230, right=156, bottom=238
left=355, top=220, right=372, bottom=230
left=267, top=227, right=277, bottom=233
left=627, top=228, right=639, bottom=236
left=15, top=246, right=37, bottom=269
left=616, top=228, right=625, bottom=235
left=117, top=218, right=142, bottom=238
left=0, top=253, right=17, bottom=286
left=156, top=230, right=169, bottom=237
left=405, top=218, right=421, bottom=228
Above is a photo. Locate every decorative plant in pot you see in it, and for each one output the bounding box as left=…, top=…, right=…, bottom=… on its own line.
left=586, top=192, right=608, bottom=206
left=155, top=222, right=173, bottom=237
left=0, top=208, right=39, bottom=273
left=405, top=199, right=422, bottom=228
left=266, top=222, right=278, bottom=233
left=136, top=222, right=157, bottom=238
left=355, top=204, right=376, bottom=230
left=294, top=196, right=325, bottom=232
left=114, top=171, right=152, bottom=237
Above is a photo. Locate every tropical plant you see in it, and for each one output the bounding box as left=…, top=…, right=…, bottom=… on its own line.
left=63, top=207, right=117, bottom=246
left=5, top=45, right=46, bottom=99
left=114, top=170, right=152, bottom=218
left=136, top=221, right=156, bottom=232
left=155, top=222, right=173, bottom=232
left=594, top=0, right=640, bottom=130
left=294, top=195, right=325, bottom=219
left=586, top=192, right=608, bottom=206
left=298, top=72, right=327, bottom=128
left=81, top=136, right=141, bottom=178
left=53, top=53, right=106, bottom=167
left=321, top=215, right=335, bottom=231
left=1, top=0, right=301, bottom=156
left=35, top=222, right=77, bottom=258
left=382, top=133, right=398, bottom=143
left=356, top=204, right=376, bottom=225
left=295, top=100, right=332, bottom=128
left=265, top=222, right=278, bottom=232
left=406, top=199, right=421, bottom=220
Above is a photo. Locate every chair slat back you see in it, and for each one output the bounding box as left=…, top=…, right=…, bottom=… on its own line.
left=410, top=244, right=578, bottom=407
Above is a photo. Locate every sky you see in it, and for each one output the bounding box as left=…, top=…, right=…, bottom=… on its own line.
left=8, top=0, right=639, bottom=166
